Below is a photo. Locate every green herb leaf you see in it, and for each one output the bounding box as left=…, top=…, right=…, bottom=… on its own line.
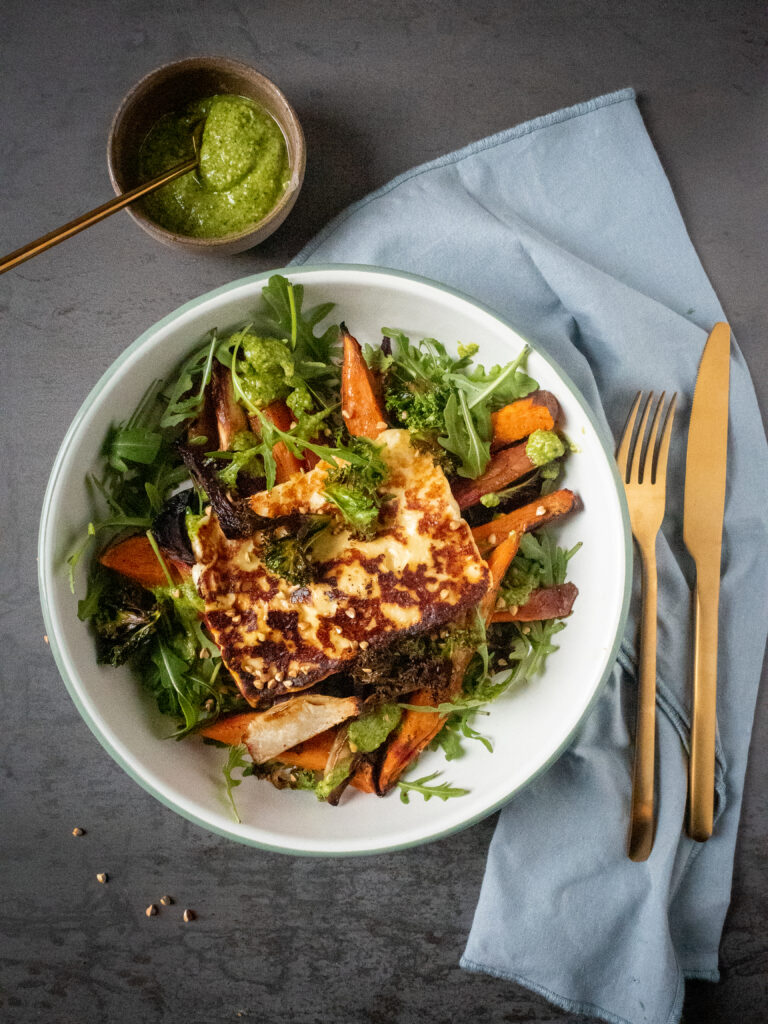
left=397, top=771, right=469, bottom=803
left=160, top=331, right=217, bottom=428
left=438, top=390, right=490, bottom=479
left=222, top=744, right=252, bottom=823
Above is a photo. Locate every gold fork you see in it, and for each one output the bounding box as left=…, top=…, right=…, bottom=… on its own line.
left=617, top=390, right=677, bottom=862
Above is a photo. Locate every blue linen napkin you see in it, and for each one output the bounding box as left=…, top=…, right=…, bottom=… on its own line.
left=292, top=88, right=768, bottom=1024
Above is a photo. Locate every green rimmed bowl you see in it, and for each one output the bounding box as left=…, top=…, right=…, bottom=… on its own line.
left=38, top=265, right=632, bottom=856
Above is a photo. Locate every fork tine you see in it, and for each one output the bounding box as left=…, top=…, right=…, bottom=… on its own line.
left=630, top=391, right=654, bottom=484
left=616, top=391, right=643, bottom=480
left=642, top=392, right=666, bottom=485
left=652, top=392, right=677, bottom=484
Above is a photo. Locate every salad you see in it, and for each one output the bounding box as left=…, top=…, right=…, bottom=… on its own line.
left=70, top=275, right=580, bottom=816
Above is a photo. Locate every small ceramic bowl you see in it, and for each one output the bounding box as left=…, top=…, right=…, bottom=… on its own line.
left=107, top=57, right=306, bottom=255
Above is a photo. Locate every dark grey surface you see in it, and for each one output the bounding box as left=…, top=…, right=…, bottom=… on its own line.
left=1, top=2, right=766, bottom=1022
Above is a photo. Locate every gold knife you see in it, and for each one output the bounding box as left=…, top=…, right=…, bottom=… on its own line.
left=683, top=321, right=730, bottom=842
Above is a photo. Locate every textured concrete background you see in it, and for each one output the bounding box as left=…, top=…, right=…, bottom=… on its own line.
left=1, top=1, right=766, bottom=1022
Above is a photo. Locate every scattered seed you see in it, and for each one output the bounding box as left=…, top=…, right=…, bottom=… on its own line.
left=362, top=667, right=373, bottom=674
left=341, top=409, right=351, bottom=420
left=96, top=873, right=108, bottom=884
left=497, top=659, right=509, bottom=668
left=183, top=908, right=196, bottom=923
left=145, top=904, right=158, bottom=917
left=535, top=505, right=546, bottom=517
left=199, top=648, right=210, bottom=660
left=439, top=589, right=449, bottom=600
left=359, top=640, right=369, bottom=649
left=375, top=421, right=388, bottom=432
left=488, top=534, right=498, bottom=546
left=274, top=672, right=284, bottom=682
left=345, top=608, right=356, bottom=619
left=171, top=588, right=180, bottom=599
left=43, top=635, right=49, bottom=644
left=256, top=632, right=266, bottom=642
left=160, top=896, right=173, bottom=906
left=521, top=625, right=531, bottom=634
left=72, top=827, right=85, bottom=837
left=267, top=680, right=278, bottom=690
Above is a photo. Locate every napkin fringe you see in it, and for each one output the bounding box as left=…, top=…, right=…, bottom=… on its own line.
left=459, top=955, right=686, bottom=1024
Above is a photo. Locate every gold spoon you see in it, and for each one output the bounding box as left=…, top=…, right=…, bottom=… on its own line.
left=0, top=124, right=204, bottom=276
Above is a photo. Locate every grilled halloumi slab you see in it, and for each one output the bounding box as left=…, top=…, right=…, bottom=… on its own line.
left=191, top=429, right=490, bottom=706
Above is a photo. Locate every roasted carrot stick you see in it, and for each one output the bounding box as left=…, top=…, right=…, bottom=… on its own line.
left=340, top=324, right=387, bottom=438
left=451, top=443, right=535, bottom=509
left=99, top=534, right=190, bottom=589
left=490, top=390, right=560, bottom=451
left=248, top=399, right=305, bottom=483
left=491, top=582, right=579, bottom=622
left=471, top=489, right=577, bottom=553
left=376, top=533, right=521, bottom=794
left=199, top=711, right=260, bottom=747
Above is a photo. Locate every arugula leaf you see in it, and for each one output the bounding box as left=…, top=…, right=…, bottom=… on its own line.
left=150, top=640, right=200, bottom=734
left=431, top=709, right=493, bottom=760
left=257, top=275, right=340, bottom=366
left=397, top=771, right=469, bottom=803
left=379, top=329, right=538, bottom=479
left=160, top=331, right=217, bottom=428
left=450, top=345, right=537, bottom=410
left=438, top=390, right=489, bottom=479
left=222, top=744, right=252, bottom=823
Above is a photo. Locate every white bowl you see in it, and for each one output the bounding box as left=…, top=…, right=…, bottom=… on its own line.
left=39, top=265, right=632, bottom=856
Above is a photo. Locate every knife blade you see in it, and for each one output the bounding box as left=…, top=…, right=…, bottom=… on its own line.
left=683, top=321, right=730, bottom=842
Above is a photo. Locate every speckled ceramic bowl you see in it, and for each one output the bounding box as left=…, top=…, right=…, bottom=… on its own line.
left=107, top=57, right=305, bottom=254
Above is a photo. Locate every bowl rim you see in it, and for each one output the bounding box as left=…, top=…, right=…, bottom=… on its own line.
left=106, top=55, right=306, bottom=247
left=38, top=263, right=633, bottom=857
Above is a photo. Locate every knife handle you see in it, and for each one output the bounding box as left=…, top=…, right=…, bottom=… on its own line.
left=687, top=566, right=721, bottom=841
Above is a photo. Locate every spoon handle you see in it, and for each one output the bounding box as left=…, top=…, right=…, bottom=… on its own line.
left=0, top=157, right=198, bottom=275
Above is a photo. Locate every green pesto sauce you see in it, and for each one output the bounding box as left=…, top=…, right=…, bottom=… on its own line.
left=138, top=94, right=289, bottom=238
left=525, top=429, right=565, bottom=468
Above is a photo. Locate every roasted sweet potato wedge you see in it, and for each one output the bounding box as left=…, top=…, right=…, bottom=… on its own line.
left=248, top=399, right=305, bottom=483
left=492, top=582, right=579, bottom=622
left=451, top=443, right=535, bottom=509
left=99, top=534, right=189, bottom=589
left=490, top=390, right=560, bottom=451
left=340, top=324, right=387, bottom=438
left=471, top=489, right=577, bottom=553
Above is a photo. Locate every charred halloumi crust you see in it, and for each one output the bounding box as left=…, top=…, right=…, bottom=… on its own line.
left=192, top=430, right=490, bottom=706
